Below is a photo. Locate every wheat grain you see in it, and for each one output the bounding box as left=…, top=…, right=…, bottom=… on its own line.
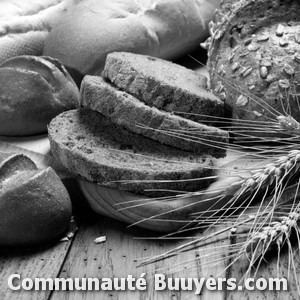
left=244, top=207, right=300, bottom=260
left=230, top=149, right=300, bottom=195
left=277, top=115, right=300, bottom=135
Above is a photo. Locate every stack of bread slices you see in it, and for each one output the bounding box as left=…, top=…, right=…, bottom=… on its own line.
left=48, top=52, right=229, bottom=197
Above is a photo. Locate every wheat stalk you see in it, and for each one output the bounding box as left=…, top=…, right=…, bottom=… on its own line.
left=134, top=100, right=300, bottom=294
left=244, top=206, right=300, bottom=262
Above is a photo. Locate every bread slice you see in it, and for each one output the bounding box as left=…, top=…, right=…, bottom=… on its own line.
left=81, top=76, right=229, bottom=158
left=48, top=108, right=215, bottom=196
left=103, top=52, right=225, bottom=124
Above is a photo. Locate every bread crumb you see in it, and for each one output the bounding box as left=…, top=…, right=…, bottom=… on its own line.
left=59, top=237, right=69, bottom=242
left=67, top=232, right=74, bottom=239
left=94, top=236, right=107, bottom=244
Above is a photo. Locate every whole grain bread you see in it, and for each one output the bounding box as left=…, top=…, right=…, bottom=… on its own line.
left=103, top=52, right=225, bottom=125
left=81, top=75, right=229, bottom=158
left=48, top=108, right=214, bottom=196
left=207, top=0, right=300, bottom=136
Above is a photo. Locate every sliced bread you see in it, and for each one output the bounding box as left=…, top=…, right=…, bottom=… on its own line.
left=81, top=75, right=229, bottom=158
left=103, top=52, right=225, bottom=124
left=48, top=108, right=214, bottom=196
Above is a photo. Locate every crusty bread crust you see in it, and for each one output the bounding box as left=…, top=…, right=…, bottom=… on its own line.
left=0, top=55, right=80, bottom=136
left=0, top=152, right=72, bottom=246
left=43, top=0, right=220, bottom=75
left=48, top=109, right=214, bottom=196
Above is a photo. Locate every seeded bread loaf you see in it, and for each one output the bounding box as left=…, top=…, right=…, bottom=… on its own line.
left=207, top=0, right=300, bottom=134
left=103, top=52, right=225, bottom=125
left=43, top=0, right=220, bottom=75
left=81, top=76, right=229, bottom=157
left=48, top=109, right=214, bottom=197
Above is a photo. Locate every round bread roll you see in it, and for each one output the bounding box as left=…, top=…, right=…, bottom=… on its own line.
left=0, top=55, right=80, bottom=136
left=43, top=0, right=220, bottom=75
left=0, top=152, right=72, bottom=246
left=207, top=0, right=300, bottom=136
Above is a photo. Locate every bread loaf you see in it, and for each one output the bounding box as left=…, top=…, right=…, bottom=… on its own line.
left=0, top=55, right=80, bottom=136
left=206, top=0, right=300, bottom=135
left=48, top=109, right=214, bottom=197
left=43, top=0, right=220, bottom=75
left=0, top=152, right=72, bottom=246
left=0, top=0, right=77, bottom=64
left=78, top=181, right=207, bottom=232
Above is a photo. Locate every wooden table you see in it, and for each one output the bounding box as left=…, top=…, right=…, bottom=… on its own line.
left=0, top=137, right=299, bottom=300
left=0, top=183, right=299, bottom=300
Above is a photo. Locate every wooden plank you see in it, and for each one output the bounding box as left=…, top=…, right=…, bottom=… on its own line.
left=50, top=211, right=228, bottom=300
left=228, top=246, right=300, bottom=299
left=0, top=237, right=74, bottom=300
left=226, top=204, right=300, bottom=299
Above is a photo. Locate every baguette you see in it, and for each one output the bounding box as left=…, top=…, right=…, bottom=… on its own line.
left=0, top=152, right=72, bottom=246
left=0, top=0, right=77, bottom=64
left=43, top=0, right=220, bottom=75
left=48, top=109, right=214, bottom=197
